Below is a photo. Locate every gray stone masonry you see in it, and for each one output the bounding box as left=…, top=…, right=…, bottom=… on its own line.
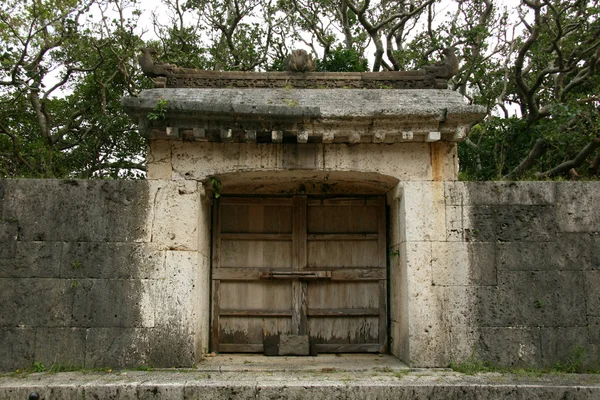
left=0, top=179, right=203, bottom=371
left=1, top=179, right=599, bottom=371
left=448, top=182, right=600, bottom=369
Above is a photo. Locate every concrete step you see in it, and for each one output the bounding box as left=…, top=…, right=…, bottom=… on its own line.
left=1, top=368, right=599, bottom=399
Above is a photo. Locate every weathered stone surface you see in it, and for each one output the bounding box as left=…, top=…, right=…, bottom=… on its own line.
left=282, top=144, right=324, bottom=170
left=478, top=327, right=542, bottom=367
left=497, top=234, right=594, bottom=271
left=61, top=242, right=165, bottom=279
left=170, top=142, right=283, bottom=180
left=279, top=335, right=310, bottom=356
left=465, top=182, right=556, bottom=205
left=0, top=278, right=72, bottom=327
left=556, top=182, right=600, bottom=232
left=540, top=327, right=595, bottom=367
left=147, top=140, right=173, bottom=180
left=323, top=144, right=432, bottom=182
left=0, top=221, right=17, bottom=259
left=155, top=251, right=198, bottom=328
left=405, top=242, right=449, bottom=366
left=0, top=242, right=61, bottom=278
left=468, top=243, right=497, bottom=285
left=432, top=242, right=496, bottom=286
left=589, top=317, right=600, bottom=343
left=475, top=271, right=586, bottom=327
left=149, top=180, right=199, bottom=251
left=71, top=279, right=154, bottom=328
left=585, top=270, right=600, bottom=316
left=1, top=180, right=151, bottom=243
left=83, top=384, right=139, bottom=400
left=401, top=182, right=446, bottom=242
left=0, top=327, right=35, bottom=371
left=85, top=328, right=150, bottom=368
left=468, top=205, right=557, bottom=242
left=34, top=328, right=86, bottom=367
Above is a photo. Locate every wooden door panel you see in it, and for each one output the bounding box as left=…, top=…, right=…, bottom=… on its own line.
left=307, top=240, right=379, bottom=268
left=307, top=202, right=379, bottom=233
left=221, top=204, right=293, bottom=233
left=308, top=317, right=380, bottom=347
left=307, top=282, right=380, bottom=309
left=220, top=281, right=292, bottom=311
left=212, top=195, right=387, bottom=354
left=219, top=317, right=292, bottom=352
left=220, top=240, right=293, bottom=268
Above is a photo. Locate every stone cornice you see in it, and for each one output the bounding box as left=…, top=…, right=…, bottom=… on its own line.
left=123, top=88, right=486, bottom=144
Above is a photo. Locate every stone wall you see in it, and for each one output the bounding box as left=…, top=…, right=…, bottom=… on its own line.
left=0, top=179, right=211, bottom=371
left=443, top=182, right=599, bottom=368
left=1, top=179, right=598, bottom=371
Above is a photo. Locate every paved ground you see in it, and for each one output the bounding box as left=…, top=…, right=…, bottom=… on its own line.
left=1, top=355, right=599, bottom=399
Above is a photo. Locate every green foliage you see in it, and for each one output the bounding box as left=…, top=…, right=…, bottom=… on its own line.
left=210, top=176, right=222, bottom=198
left=32, top=362, right=46, bottom=373
left=316, top=47, right=368, bottom=72
left=1, top=0, right=599, bottom=180
left=147, top=99, right=170, bottom=122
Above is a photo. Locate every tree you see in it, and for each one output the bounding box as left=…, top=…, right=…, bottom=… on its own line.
left=1, top=0, right=599, bottom=180
left=0, top=0, right=146, bottom=178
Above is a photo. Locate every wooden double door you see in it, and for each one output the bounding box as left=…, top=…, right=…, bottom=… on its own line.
left=211, top=195, right=387, bottom=354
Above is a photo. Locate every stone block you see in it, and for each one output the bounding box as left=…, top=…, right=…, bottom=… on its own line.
left=465, top=182, right=555, bottom=205
left=432, top=242, right=470, bottom=286
left=34, top=328, right=86, bottom=367
left=171, top=142, right=283, bottom=180
left=71, top=279, right=155, bottom=328
left=445, top=205, right=467, bottom=241
left=468, top=205, right=557, bottom=242
left=138, top=382, right=185, bottom=400
left=0, top=220, right=17, bottom=259
left=0, top=327, right=35, bottom=371
left=497, top=234, right=594, bottom=271
left=444, top=181, right=468, bottom=206
left=282, top=144, right=323, bottom=169
left=148, top=329, right=196, bottom=367
left=2, top=180, right=105, bottom=242
left=430, top=142, right=458, bottom=181
left=323, top=143, right=432, bottom=181
left=61, top=242, right=165, bottom=279
left=100, top=180, right=152, bottom=242
left=540, top=327, right=595, bottom=367
left=474, top=271, right=586, bottom=327
left=83, top=384, right=138, bottom=400
left=85, top=328, right=150, bottom=368
left=401, top=182, right=446, bottom=242
left=477, top=327, right=542, bottom=367
left=154, top=251, right=198, bottom=330
left=149, top=180, right=199, bottom=251
left=147, top=140, right=173, bottom=180
left=279, top=335, right=310, bottom=356
left=556, top=182, right=600, bottom=232
left=0, top=242, right=62, bottom=278
left=585, top=270, right=600, bottom=316
left=197, top=184, right=212, bottom=258
left=468, top=243, right=497, bottom=285
left=0, top=278, right=72, bottom=327
left=432, top=242, right=496, bottom=286
left=589, top=317, right=600, bottom=343
left=1, top=180, right=151, bottom=243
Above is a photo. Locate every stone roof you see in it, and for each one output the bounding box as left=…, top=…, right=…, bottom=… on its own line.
left=123, top=88, right=486, bottom=144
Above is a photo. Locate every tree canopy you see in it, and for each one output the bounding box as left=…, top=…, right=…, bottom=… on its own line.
left=1, top=0, right=599, bottom=180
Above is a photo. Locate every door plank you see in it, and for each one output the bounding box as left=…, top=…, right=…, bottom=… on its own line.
left=221, top=233, right=293, bottom=241
left=307, top=308, right=380, bottom=317
left=313, top=344, right=380, bottom=353
left=220, top=309, right=293, bottom=317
